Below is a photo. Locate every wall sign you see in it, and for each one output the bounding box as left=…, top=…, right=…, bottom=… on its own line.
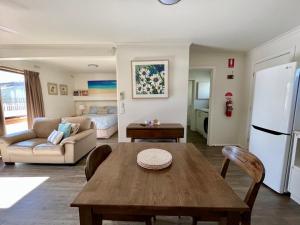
left=228, top=58, right=235, bottom=68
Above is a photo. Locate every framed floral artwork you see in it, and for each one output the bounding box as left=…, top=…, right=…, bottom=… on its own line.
left=131, top=60, right=169, bottom=98
left=47, top=82, right=58, bottom=95
left=59, top=84, right=68, bottom=95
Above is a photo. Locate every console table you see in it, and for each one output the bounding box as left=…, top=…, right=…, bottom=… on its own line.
left=126, top=123, right=184, bottom=142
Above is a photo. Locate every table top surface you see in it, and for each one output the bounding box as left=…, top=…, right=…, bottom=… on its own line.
left=71, top=143, right=248, bottom=214
left=127, top=123, right=184, bottom=130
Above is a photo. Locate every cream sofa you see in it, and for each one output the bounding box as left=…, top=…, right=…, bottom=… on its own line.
left=0, top=117, right=96, bottom=165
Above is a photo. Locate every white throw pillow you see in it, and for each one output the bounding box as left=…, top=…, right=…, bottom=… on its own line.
left=47, top=130, right=64, bottom=145
left=70, top=123, right=80, bottom=136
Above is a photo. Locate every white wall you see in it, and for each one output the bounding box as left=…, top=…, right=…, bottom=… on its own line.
left=190, top=45, right=246, bottom=146
left=0, top=60, right=75, bottom=118
left=242, top=27, right=300, bottom=147
left=73, top=72, right=117, bottom=114
left=188, top=69, right=211, bottom=130
left=189, top=69, right=211, bottom=109
left=116, top=44, right=190, bottom=142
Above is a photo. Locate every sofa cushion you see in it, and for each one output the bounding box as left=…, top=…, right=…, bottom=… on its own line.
left=70, top=123, right=80, bottom=136
left=33, top=143, right=64, bottom=156
left=61, top=116, right=91, bottom=132
left=7, top=138, right=47, bottom=155
left=47, top=130, right=64, bottom=145
left=33, top=118, right=61, bottom=138
left=58, top=123, right=72, bottom=138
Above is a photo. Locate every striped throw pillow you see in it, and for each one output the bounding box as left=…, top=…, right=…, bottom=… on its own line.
left=47, top=130, right=64, bottom=145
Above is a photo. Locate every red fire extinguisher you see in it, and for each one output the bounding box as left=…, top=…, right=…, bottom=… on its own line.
left=225, top=92, right=233, bottom=117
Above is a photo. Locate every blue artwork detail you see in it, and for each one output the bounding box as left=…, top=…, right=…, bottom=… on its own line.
left=88, top=80, right=116, bottom=94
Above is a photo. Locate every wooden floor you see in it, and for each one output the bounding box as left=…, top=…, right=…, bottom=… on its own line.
left=0, top=129, right=300, bottom=225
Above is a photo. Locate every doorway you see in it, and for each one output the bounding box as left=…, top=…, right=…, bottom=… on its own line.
left=0, top=69, right=28, bottom=134
left=187, top=67, right=214, bottom=145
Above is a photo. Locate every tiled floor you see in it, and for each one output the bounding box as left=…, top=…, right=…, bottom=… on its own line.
left=0, top=129, right=299, bottom=225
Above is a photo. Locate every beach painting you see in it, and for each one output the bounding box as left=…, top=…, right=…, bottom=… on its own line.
left=88, top=80, right=117, bottom=95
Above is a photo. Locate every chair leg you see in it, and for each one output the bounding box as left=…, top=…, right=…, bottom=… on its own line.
left=241, top=212, right=251, bottom=225
left=218, top=218, right=227, bottom=225
left=192, top=217, right=197, bottom=225
left=94, top=214, right=102, bottom=225
left=146, top=217, right=152, bottom=225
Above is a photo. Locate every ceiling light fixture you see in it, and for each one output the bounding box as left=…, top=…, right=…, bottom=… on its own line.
left=158, top=0, right=181, bottom=5
left=0, top=25, right=18, bottom=34
left=88, top=64, right=99, bottom=68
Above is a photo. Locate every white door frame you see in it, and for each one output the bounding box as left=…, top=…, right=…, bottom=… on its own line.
left=187, top=80, right=196, bottom=129
left=189, top=66, right=216, bottom=146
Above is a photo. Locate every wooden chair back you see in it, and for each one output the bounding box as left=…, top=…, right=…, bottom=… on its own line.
left=220, top=146, right=265, bottom=210
left=85, top=145, right=112, bottom=181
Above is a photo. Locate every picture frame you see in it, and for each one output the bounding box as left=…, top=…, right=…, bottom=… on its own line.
left=59, top=84, right=68, bottom=95
left=47, top=83, right=58, bottom=95
left=88, top=80, right=116, bottom=95
left=73, top=90, right=79, bottom=96
left=131, top=60, right=169, bottom=99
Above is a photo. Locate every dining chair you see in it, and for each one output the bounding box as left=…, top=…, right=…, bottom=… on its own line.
left=84, top=145, right=153, bottom=225
left=192, top=146, right=265, bottom=225
left=85, top=144, right=112, bottom=181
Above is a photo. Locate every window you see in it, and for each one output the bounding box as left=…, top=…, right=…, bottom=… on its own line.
left=0, top=68, right=28, bottom=134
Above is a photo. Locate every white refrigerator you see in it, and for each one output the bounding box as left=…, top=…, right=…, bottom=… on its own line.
left=249, top=62, right=300, bottom=193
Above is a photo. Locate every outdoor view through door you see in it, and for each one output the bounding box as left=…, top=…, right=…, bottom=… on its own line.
left=0, top=70, right=28, bottom=134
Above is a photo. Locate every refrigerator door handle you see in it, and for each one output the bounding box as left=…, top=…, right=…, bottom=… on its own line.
left=252, top=125, right=289, bottom=136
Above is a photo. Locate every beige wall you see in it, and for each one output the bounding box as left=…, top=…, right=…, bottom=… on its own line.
left=116, top=44, right=190, bottom=142
left=190, top=45, right=246, bottom=146
left=0, top=60, right=75, bottom=118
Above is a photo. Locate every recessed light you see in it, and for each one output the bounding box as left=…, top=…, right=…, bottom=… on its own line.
left=158, top=0, right=182, bottom=5
left=88, top=64, right=99, bottom=68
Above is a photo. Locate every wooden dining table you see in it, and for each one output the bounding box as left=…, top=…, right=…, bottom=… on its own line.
left=71, top=143, right=249, bottom=225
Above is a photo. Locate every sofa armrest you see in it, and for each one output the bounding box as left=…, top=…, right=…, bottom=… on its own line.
left=63, top=129, right=96, bottom=164
left=60, top=129, right=95, bottom=145
left=0, top=130, right=37, bottom=162
left=0, top=130, right=37, bottom=146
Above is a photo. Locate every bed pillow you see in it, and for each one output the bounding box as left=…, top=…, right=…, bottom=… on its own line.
left=70, top=123, right=80, bottom=136
left=89, top=106, right=98, bottom=114
left=97, top=106, right=108, bottom=114
left=47, top=130, right=64, bottom=145
left=107, top=106, right=117, bottom=114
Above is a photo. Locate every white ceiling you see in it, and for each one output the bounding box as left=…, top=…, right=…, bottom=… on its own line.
left=1, top=0, right=300, bottom=50
left=30, top=57, right=116, bottom=74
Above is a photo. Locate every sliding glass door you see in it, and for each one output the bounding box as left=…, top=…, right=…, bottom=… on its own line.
left=0, top=69, right=28, bottom=134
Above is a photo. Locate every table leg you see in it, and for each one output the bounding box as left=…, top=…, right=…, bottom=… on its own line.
left=79, top=207, right=98, bottom=225
left=176, top=138, right=180, bottom=143
left=226, top=212, right=240, bottom=225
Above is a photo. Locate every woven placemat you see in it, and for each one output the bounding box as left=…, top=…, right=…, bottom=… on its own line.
left=137, top=148, right=172, bottom=170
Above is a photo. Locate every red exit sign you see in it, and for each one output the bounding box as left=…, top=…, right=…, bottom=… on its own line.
left=228, top=58, right=235, bottom=68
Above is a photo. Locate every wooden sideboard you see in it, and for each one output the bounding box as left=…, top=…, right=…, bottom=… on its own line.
left=126, top=123, right=184, bottom=142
